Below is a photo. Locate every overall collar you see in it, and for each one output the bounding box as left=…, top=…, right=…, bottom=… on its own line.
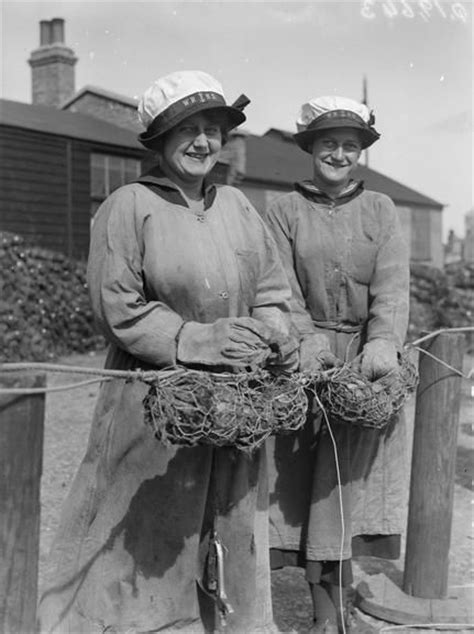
left=295, top=178, right=364, bottom=205
left=135, top=165, right=217, bottom=210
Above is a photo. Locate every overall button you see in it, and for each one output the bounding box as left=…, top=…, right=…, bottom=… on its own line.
left=219, top=291, right=229, bottom=300
left=196, top=215, right=205, bottom=222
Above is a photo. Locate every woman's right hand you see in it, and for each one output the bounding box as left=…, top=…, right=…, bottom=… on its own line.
left=176, top=317, right=273, bottom=368
left=298, top=333, right=340, bottom=373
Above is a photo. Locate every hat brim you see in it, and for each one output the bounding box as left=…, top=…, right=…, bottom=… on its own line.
left=139, top=102, right=246, bottom=149
left=294, top=118, right=380, bottom=153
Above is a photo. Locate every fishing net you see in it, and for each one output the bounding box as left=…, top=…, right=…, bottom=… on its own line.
left=315, top=350, right=419, bottom=429
left=142, top=350, right=418, bottom=449
left=143, top=368, right=309, bottom=453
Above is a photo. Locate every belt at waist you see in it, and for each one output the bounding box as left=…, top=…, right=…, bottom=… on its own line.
left=312, top=320, right=364, bottom=334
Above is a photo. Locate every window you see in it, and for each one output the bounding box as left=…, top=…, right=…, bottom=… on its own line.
left=90, top=154, right=141, bottom=220
left=411, top=208, right=431, bottom=261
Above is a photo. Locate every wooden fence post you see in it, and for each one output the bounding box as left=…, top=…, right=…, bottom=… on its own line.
left=403, top=332, right=464, bottom=598
left=0, top=373, right=45, bottom=634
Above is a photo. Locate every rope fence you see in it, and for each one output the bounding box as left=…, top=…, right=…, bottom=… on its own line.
left=0, top=326, right=472, bottom=397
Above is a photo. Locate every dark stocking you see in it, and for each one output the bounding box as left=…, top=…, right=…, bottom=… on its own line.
left=308, top=581, right=338, bottom=627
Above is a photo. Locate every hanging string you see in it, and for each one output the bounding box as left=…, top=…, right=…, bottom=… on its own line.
left=312, top=388, right=347, bottom=634
left=414, top=346, right=468, bottom=378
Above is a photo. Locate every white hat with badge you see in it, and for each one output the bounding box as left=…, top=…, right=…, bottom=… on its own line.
left=293, top=95, right=380, bottom=153
left=137, top=70, right=249, bottom=149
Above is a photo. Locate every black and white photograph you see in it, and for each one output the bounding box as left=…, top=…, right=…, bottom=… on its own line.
left=0, top=2, right=472, bottom=633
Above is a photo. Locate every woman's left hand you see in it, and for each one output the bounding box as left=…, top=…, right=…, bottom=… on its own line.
left=266, top=333, right=300, bottom=374
left=360, top=339, right=399, bottom=381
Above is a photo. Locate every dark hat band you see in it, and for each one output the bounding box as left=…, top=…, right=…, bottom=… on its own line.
left=138, top=90, right=249, bottom=149
left=294, top=108, right=380, bottom=153
left=306, top=109, right=367, bottom=131
left=143, top=91, right=225, bottom=139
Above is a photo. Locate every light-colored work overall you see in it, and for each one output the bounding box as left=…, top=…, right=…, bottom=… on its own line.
left=265, top=181, right=410, bottom=564
left=38, top=177, right=291, bottom=633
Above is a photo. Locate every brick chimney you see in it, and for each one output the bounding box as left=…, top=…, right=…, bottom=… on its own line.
left=28, top=18, right=77, bottom=107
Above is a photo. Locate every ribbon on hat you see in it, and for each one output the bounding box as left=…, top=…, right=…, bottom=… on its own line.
left=232, top=94, right=251, bottom=111
left=142, top=91, right=226, bottom=140
left=306, top=109, right=367, bottom=131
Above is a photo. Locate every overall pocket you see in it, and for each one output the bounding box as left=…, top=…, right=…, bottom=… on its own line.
left=348, top=238, right=378, bottom=285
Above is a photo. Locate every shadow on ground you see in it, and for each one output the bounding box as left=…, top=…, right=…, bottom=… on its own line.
left=456, top=446, right=473, bottom=490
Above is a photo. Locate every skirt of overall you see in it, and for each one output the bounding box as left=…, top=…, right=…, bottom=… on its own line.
left=38, top=347, right=276, bottom=634
left=267, top=328, right=408, bottom=586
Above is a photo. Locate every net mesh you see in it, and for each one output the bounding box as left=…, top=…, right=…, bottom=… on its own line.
left=315, top=350, right=419, bottom=429
left=142, top=351, right=419, bottom=451
left=143, top=369, right=309, bottom=453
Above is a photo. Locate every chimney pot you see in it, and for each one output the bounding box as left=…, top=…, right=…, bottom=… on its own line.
left=40, top=20, right=51, bottom=46
left=51, top=18, right=65, bottom=44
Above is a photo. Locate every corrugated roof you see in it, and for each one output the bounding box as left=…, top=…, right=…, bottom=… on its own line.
left=255, top=130, right=443, bottom=209
left=61, top=85, right=139, bottom=109
left=0, top=98, right=143, bottom=150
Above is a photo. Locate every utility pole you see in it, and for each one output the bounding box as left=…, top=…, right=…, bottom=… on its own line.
left=362, top=75, right=369, bottom=167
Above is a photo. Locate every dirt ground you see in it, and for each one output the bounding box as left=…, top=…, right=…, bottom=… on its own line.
left=37, top=350, right=473, bottom=633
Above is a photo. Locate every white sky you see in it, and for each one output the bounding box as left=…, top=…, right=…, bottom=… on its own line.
left=1, top=0, right=472, bottom=238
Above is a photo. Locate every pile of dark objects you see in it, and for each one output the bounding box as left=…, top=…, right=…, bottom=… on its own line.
left=408, top=261, right=474, bottom=351
left=0, top=231, right=104, bottom=362
left=1, top=230, right=472, bottom=362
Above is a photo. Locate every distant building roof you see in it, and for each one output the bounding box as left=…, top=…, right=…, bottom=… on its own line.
left=258, top=128, right=443, bottom=209
left=0, top=98, right=142, bottom=150
left=61, top=85, right=139, bottom=109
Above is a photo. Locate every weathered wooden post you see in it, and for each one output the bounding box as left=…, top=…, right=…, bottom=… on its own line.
left=403, top=331, right=464, bottom=598
left=357, top=332, right=472, bottom=624
left=0, top=373, right=46, bottom=634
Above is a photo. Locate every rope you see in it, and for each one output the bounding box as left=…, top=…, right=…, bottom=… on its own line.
left=0, top=327, right=472, bottom=396
left=312, top=388, right=347, bottom=634
left=0, top=363, right=196, bottom=394
left=380, top=625, right=474, bottom=632
left=414, top=346, right=469, bottom=379
left=0, top=377, right=112, bottom=395
left=0, top=361, right=180, bottom=380
left=410, top=326, right=474, bottom=347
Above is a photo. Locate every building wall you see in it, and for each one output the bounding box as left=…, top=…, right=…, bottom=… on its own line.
left=65, top=94, right=142, bottom=133
left=395, top=205, right=411, bottom=254
left=463, top=210, right=474, bottom=263
left=238, top=181, right=288, bottom=218
left=0, top=126, right=70, bottom=251
left=70, top=140, right=95, bottom=259
left=410, top=205, right=443, bottom=268
left=429, top=208, right=443, bottom=268
left=0, top=125, right=144, bottom=259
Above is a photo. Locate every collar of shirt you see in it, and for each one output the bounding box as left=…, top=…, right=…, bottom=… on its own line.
left=135, top=166, right=217, bottom=210
left=295, top=179, right=364, bottom=205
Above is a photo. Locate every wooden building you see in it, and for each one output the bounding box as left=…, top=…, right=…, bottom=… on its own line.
left=0, top=18, right=445, bottom=267
left=0, top=98, right=146, bottom=259
left=0, top=97, right=231, bottom=259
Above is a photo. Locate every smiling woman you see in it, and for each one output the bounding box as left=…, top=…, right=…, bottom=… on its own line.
left=160, top=113, right=224, bottom=192
left=37, top=70, right=299, bottom=633
left=265, top=95, right=410, bottom=633
left=310, top=129, right=363, bottom=196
